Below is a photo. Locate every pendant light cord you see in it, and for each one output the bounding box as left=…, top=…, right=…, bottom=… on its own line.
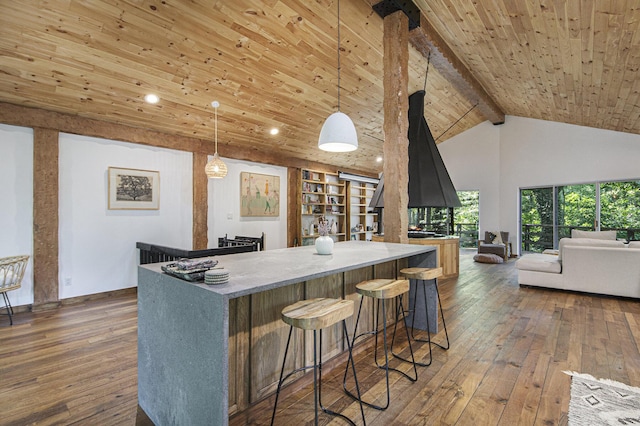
left=423, top=51, right=431, bottom=92
left=214, top=104, right=218, bottom=153
left=337, top=0, right=342, bottom=111
left=435, top=103, right=478, bottom=142
left=422, top=52, right=476, bottom=142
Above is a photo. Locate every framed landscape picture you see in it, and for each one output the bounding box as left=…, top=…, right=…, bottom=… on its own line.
left=240, top=172, right=280, bottom=217
left=108, top=167, right=160, bottom=210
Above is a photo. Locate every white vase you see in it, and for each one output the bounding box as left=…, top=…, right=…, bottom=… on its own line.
left=315, top=235, right=334, bottom=255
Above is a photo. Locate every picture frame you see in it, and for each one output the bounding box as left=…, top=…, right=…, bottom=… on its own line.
left=108, top=167, right=160, bottom=210
left=240, top=172, right=280, bottom=217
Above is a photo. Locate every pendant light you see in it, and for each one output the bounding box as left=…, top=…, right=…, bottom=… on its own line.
left=318, top=0, right=358, bottom=152
left=205, top=101, right=228, bottom=179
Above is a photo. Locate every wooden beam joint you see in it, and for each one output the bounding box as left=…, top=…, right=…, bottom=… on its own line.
left=373, top=0, right=421, bottom=30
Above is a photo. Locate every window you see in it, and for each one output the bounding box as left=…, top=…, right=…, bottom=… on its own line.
left=455, top=191, right=479, bottom=247
left=521, top=187, right=554, bottom=252
left=600, top=180, right=640, bottom=240
left=520, top=180, right=640, bottom=252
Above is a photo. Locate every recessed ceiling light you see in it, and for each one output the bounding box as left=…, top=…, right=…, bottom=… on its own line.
left=270, top=128, right=279, bottom=135
left=144, top=93, right=160, bottom=104
left=376, top=156, right=383, bottom=163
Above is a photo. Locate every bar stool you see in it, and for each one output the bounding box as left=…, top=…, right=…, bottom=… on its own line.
left=271, top=298, right=366, bottom=426
left=398, top=267, right=450, bottom=367
left=343, top=279, right=418, bottom=411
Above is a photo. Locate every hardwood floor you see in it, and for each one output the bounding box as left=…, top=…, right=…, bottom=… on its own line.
left=0, top=294, right=139, bottom=425
left=2, top=250, right=639, bottom=425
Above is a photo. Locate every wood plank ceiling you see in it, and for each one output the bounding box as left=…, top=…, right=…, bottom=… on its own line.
left=1, top=0, right=639, bottom=174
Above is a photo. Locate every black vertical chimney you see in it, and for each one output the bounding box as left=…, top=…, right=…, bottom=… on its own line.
left=369, top=90, right=461, bottom=209
left=407, top=90, right=461, bottom=208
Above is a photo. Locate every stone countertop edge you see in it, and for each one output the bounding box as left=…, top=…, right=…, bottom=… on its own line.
left=139, top=241, right=435, bottom=299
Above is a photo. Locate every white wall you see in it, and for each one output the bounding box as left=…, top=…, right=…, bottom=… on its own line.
left=440, top=115, right=640, bottom=253
left=0, top=124, right=34, bottom=307
left=1, top=127, right=289, bottom=305
left=438, top=121, right=501, bottom=232
left=208, top=157, right=288, bottom=250
left=59, top=134, right=193, bottom=299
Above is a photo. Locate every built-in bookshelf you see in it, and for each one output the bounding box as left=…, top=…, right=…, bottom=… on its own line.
left=300, top=169, right=346, bottom=246
left=347, top=181, right=378, bottom=241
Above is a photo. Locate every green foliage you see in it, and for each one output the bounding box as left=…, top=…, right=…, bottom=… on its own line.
left=521, top=180, right=640, bottom=252
left=407, top=190, right=479, bottom=247
left=601, top=180, right=640, bottom=239
left=454, top=191, right=479, bottom=225
left=454, top=191, right=479, bottom=247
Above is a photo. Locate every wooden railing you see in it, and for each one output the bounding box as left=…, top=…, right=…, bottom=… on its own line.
left=136, top=242, right=257, bottom=265
left=218, top=232, right=265, bottom=251
left=454, top=223, right=478, bottom=248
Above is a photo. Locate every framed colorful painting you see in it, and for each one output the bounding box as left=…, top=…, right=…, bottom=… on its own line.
left=240, top=172, right=280, bottom=217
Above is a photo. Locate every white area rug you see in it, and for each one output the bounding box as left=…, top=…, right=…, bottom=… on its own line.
left=565, top=371, right=640, bottom=425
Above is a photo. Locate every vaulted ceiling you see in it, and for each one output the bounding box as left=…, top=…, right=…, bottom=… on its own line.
left=1, top=1, right=639, bottom=174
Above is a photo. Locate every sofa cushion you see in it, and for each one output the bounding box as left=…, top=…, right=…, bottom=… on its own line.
left=558, top=237, right=626, bottom=261
left=516, top=253, right=561, bottom=273
left=571, top=229, right=617, bottom=240
left=474, top=253, right=504, bottom=264
left=484, top=231, right=496, bottom=244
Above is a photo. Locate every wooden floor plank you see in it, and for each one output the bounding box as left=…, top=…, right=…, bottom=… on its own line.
left=2, top=250, right=640, bottom=425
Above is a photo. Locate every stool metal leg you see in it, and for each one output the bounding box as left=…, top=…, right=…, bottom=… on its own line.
left=273, top=322, right=366, bottom=426
left=389, top=295, right=419, bottom=378
left=343, top=294, right=417, bottom=411
left=319, top=323, right=366, bottom=425
left=403, top=280, right=434, bottom=366
left=271, top=326, right=294, bottom=426
left=376, top=296, right=418, bottom=382
left=413, top=278, right=450, bottom=351
left=314, top=330, right=319, bottom=425
left=433, top=282, right=450, bottom=351
left=401, top=278, right=450, bottom=367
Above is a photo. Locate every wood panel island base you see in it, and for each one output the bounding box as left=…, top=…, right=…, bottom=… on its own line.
left=137, top=241, right=436, bottom=425
left=373, top=235, right=460, bottom=279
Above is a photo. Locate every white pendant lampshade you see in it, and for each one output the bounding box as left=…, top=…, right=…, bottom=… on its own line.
left=205, top=101, right=228, bottom=179
left=318, top=112, right=358, bottom=152
left=318, top=0, right=358, bottom=153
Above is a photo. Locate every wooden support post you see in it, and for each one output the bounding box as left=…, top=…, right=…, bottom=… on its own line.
left=287, top=167, right=300, bottom=247
left=33, top=128, right=61, bottom=311
left=382, top=10, right=409, bottom=244
left=193, top=152, right=208, bottom=250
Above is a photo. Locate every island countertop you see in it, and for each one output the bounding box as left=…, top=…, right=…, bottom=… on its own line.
left=140, top=240, right=436, bottom=299
left=137, top=240, right=437, bottom=426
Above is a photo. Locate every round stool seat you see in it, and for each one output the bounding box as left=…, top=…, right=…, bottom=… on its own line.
left=356, top=278, right=409, bottom=300
left=281, top=298, right=354, bottom=331
left=400, top=266, right=443, bottom=281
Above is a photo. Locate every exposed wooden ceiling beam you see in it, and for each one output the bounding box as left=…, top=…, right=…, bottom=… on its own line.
left=409, top=12, right=505, bottom=125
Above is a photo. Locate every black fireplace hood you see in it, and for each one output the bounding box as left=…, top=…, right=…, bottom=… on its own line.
left=369, top=90, right=461, bottom=209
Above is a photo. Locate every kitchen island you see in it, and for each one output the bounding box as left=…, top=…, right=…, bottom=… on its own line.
left=373, top=235, right=460, bottom=279
left=137, top=241, right=436, bottom=425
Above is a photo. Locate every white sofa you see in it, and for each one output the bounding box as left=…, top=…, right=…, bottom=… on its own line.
left=516, top=232, right=640, bottom=298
